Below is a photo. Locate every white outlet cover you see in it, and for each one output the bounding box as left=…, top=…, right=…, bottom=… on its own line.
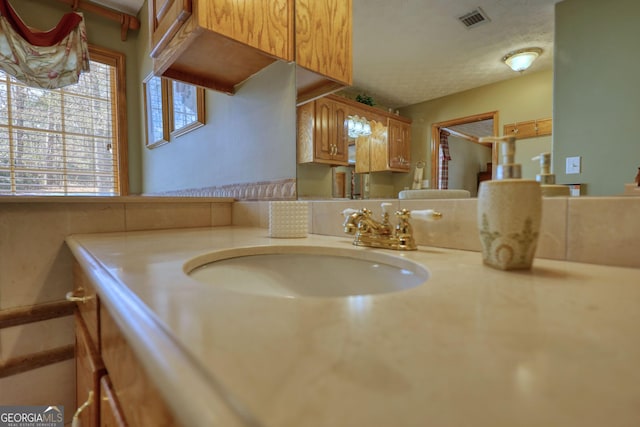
left=566, top=156, right=581, bottom=174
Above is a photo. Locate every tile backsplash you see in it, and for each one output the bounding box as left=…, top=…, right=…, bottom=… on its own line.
left=0, top=198, right=233, bottom=309
left=235, top=197, right=640, bottom=269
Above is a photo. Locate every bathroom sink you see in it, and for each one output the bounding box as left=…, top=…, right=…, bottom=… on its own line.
left=184, top=246, right=429, bottom=298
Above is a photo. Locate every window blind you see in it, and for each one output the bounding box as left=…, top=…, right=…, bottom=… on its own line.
left=0, top=59, right=119, bottom=195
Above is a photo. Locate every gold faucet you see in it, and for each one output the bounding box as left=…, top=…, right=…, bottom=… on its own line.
left=342, top=203, right=442, bottom=251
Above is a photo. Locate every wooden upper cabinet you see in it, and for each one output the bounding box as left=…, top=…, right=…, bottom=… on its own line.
left=369, top=117, right=412, bottom=173
left=297, top=97, right=349, bottom=166
left=151, top=0, right=294, bottom=94
left=297, top=94, right=411, bottom=171
left=296, top=0, right=353, bottom=104
left=149, top=0, right=352, bottom=101
left=201, top=0, right=294, bottom=61
left=314, top=98, right=349, bottom=163
left=387, top=118, right=411, bottom=171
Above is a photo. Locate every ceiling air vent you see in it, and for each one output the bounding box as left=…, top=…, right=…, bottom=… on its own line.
left=458, top=7, right=490, bottom=29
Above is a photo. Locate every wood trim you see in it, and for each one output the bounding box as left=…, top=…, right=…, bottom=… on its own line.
left=0, top=300, right=74, bottom=329
left=503, top=118, right=552, bottom=139
left=169, top=82, right=206, bottom=138
left=88, top=45, right=129, bottom=195
left=0, top=345, right=74, bottom=378
left=143, top=73, right=171, bottom=149
left=431, top=111, right=499, bottom=187
left=54, top=0, right=140, bottom=41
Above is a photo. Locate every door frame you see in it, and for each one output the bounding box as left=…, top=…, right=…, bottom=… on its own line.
left=430, top=111, right=499, bottom=188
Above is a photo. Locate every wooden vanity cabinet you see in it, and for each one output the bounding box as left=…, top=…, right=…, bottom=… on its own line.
left=71, top=261, right=178, bottom=427
left=75, top=312, right=105, bottom=427
left=100, top=304, right=179, bottom=427
left=297, top=97, right=351, bottom=166
left=100, top=376, right=128, bottom=427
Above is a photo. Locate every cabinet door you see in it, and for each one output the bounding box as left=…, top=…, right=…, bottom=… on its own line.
left=101, top=308, right=179, bottom=427
left=388, top=118, right=410, bottom=170
left=76, top=313, right=105, bottom=427
left=73, top=261, right=100, bottom=352
left=100, top=376, right=128, bottom=427
left=313, top=97, right=334, bottom=161
left=332, top=101, right=350, bottom=164
left=313, top=98, right=350, bottom=165
left=296, top=0, right=352, bottom=85
left=400, top=121, right=411, bottom=168
left=296, top=102, right=314, bottom=164
left=149, top=0, right=192, bottom=57
left=202, top=0, right=293, bottom=61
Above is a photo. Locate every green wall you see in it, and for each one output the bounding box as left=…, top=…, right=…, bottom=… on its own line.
left=398, top=69, right=553, bottom=194
left=554, top=0, right=640, bottom=195
left=12, top=0, right=144, bottom=194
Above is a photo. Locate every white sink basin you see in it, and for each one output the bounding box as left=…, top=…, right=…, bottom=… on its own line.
left=184, top=246, right=429, bottom=298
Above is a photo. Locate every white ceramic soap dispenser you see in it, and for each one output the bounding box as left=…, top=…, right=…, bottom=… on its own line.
left=477, top=136, right=542, bottom=270
left=532, top=152, right=570, bottom=197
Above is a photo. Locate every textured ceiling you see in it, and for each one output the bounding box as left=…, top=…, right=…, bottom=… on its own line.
left=352, top=0, right=561, bottom=108
left=92, top=0, right=561, bottom=109
left=446, top=120, right=494, bottom=139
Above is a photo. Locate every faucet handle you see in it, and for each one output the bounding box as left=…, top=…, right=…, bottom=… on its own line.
left=410, top=209, right=443, bottom=221
left=380, top=202, right=393, bottom=217
left=342, top=208, right=359, bottom=218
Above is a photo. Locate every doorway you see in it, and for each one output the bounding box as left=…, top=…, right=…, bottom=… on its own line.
left=431, top=111, right=499, bottom=194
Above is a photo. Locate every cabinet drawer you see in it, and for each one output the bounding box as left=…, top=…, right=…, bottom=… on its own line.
left=101, top=307, right=180, bottom=427
left=100, top=375, right=128, bottom=427
left=72, top=261, right=100, bottom=352
left=76, top=312, right=105, bottom=427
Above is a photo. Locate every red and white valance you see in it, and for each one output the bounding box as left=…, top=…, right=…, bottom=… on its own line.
left=0, top=0, right=89, bottom=89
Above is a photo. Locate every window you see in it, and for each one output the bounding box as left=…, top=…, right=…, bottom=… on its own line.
left=0, top=45, right=128, bottom=195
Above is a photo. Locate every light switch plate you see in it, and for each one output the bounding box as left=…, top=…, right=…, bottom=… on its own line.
left=566, top=156, right=581, bottom=174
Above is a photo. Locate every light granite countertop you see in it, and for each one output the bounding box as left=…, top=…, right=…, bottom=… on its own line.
left=66, top=226, right=640, bottom=427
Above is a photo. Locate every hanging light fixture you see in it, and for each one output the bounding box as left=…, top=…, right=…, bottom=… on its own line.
left=347, top=115, right=372, bottom=138
left=502, top=47, right=543, bottom=72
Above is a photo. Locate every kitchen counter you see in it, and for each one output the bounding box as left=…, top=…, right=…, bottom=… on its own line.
left=66, top=226, right=640, bottom=427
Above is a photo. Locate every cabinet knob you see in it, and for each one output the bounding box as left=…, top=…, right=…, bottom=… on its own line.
left=66, top=291, right=92, bottom=304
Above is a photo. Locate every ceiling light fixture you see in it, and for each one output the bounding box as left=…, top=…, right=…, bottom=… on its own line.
left=502, top=47, right=543, bottom=72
